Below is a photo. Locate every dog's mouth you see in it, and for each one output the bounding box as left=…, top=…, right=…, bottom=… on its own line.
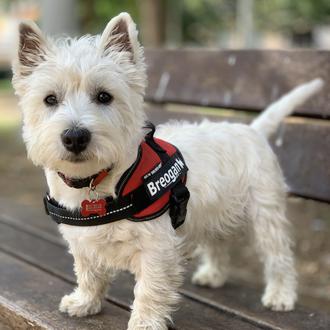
left=62, top=153, right=91, bottom=163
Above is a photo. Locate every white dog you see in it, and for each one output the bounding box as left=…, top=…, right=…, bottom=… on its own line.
left=12, top=12, right=323, bottom=330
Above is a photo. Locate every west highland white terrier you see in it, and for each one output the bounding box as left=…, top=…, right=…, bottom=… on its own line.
left=12, top=12, right=323, bottom=330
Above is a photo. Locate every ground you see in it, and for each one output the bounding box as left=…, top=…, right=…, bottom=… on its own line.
left=0, top=87, right=329, bottom=312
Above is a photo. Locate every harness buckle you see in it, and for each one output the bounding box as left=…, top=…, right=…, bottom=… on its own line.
left=170, top=183, right=190, bottom=229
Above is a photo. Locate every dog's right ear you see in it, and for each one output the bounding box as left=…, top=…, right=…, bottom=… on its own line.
left=99, top=13, right=142, bottom=63
left=14, top=21, right=49, bottom=77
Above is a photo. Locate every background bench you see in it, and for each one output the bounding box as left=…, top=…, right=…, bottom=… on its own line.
left=145, top=49, right=330, bottom=202
left=0, top=49, right=329, bottom=329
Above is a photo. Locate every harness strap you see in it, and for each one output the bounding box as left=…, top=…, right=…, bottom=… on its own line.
left=170, top=183, right=190, bottom=229
left=144, top=123, right=170, bottom=163
left=44, top=150, right=189, bottom=227
left=44, top=194, right=133, bottom=226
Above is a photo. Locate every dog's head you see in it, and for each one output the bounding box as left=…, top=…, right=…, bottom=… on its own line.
left=12, top=13, right=147, bottom=177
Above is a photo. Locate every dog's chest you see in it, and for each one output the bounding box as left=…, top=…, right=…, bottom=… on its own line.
left=60, top=223, right=141, bottom=271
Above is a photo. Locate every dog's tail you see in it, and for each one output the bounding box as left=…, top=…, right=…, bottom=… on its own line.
left=251, top=78, right=323, bottom=138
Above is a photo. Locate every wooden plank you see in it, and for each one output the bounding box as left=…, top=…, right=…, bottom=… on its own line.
left=145, top=49, right=330, bottom=118
left=145, top=105, right=330, bottom=202
left=0, top=297, right=42, bottom=330
left=0, top=252, right=129, bottom=330
left=0, top=197, right=62, bottom=244
left=1, top=205, right=330, bottom=330
left=271, top=118, right=330, bottom=202
left=0, top=217, right=330, bottom=330
left=0, top=222, right=260, bottom=330
left=181, top=280, right=330, bottom=330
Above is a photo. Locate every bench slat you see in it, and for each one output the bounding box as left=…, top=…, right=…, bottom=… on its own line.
left=0, top=252, right=129, bottom=330
left=182, top=279, right=330, bottom=330
left=145, top=49, right=330, bottom=118
left=1, top=201, right=329, bottom=330
left=146, top=105, right=330, bottom=202
left=0, top=220, right=260, bottom=329
left=271, top=118, right=330, bottom=202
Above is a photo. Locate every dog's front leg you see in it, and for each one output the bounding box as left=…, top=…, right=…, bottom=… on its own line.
left=60, top=248, right=112, bottom=317
left=128, top=240, right=184, bottom=330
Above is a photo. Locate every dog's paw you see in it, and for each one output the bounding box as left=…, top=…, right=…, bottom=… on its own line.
left=262, top=286, right=296, bottom=312
left=59, top=292, right=102, bottom=317
left=192, top=264, right=228, bottom=288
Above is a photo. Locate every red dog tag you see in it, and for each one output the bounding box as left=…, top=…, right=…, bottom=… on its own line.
left=81, top=199, right=107, bottom=217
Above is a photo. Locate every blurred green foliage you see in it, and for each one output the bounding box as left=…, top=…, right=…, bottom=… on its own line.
left=182, top=0, right=236, bottom=44
left=0, top=79, right=11, bottom=92
left=78, top=0, right=139, bottom=34
left=78, top=0, right=330, bottom=45
left=256, top=0, right=330, bottom=33
left=3, top=0, right=330, bottom=45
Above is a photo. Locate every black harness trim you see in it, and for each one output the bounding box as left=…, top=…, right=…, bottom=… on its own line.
left=44, top=124, right=190, bottom=229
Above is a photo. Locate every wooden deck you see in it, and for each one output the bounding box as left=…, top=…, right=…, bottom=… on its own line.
left=0, top=196, right=329, bottom=330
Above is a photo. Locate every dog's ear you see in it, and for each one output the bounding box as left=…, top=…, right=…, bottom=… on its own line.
left=15, top=21, right=50, bottom=76
left=99, top=12, right=141, bottom=62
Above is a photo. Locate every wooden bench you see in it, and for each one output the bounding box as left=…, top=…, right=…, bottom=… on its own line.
left=0, top=49, right=329, bottom=329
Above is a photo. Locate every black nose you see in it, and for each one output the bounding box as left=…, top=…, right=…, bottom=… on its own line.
left=61, top=128, right=91, bottom=154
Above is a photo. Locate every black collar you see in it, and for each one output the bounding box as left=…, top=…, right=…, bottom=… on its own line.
left=57, top=167, right=112, bottom=189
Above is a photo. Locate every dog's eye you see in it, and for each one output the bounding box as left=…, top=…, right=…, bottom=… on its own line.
left=44, top=95, right=58, bottom=107
left=97, top=92, right=113, bottom=105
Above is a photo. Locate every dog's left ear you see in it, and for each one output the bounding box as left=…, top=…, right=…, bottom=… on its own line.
left=14, top=21, right=51, bottom=77
left=99, top=12, right=141, bottom=62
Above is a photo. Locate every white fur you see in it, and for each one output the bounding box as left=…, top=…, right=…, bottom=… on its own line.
left=251, top=78, right=323, bottom=137
left=12, top=13, right=323, bottom=330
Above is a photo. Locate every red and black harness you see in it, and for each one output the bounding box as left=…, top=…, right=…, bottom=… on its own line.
left=44, top=124, right=190, bottom=229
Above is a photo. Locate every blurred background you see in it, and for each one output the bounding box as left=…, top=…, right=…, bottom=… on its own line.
left=2, top=0, right=330, bottom=77
left=0, top=0, right=329, bottom=313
